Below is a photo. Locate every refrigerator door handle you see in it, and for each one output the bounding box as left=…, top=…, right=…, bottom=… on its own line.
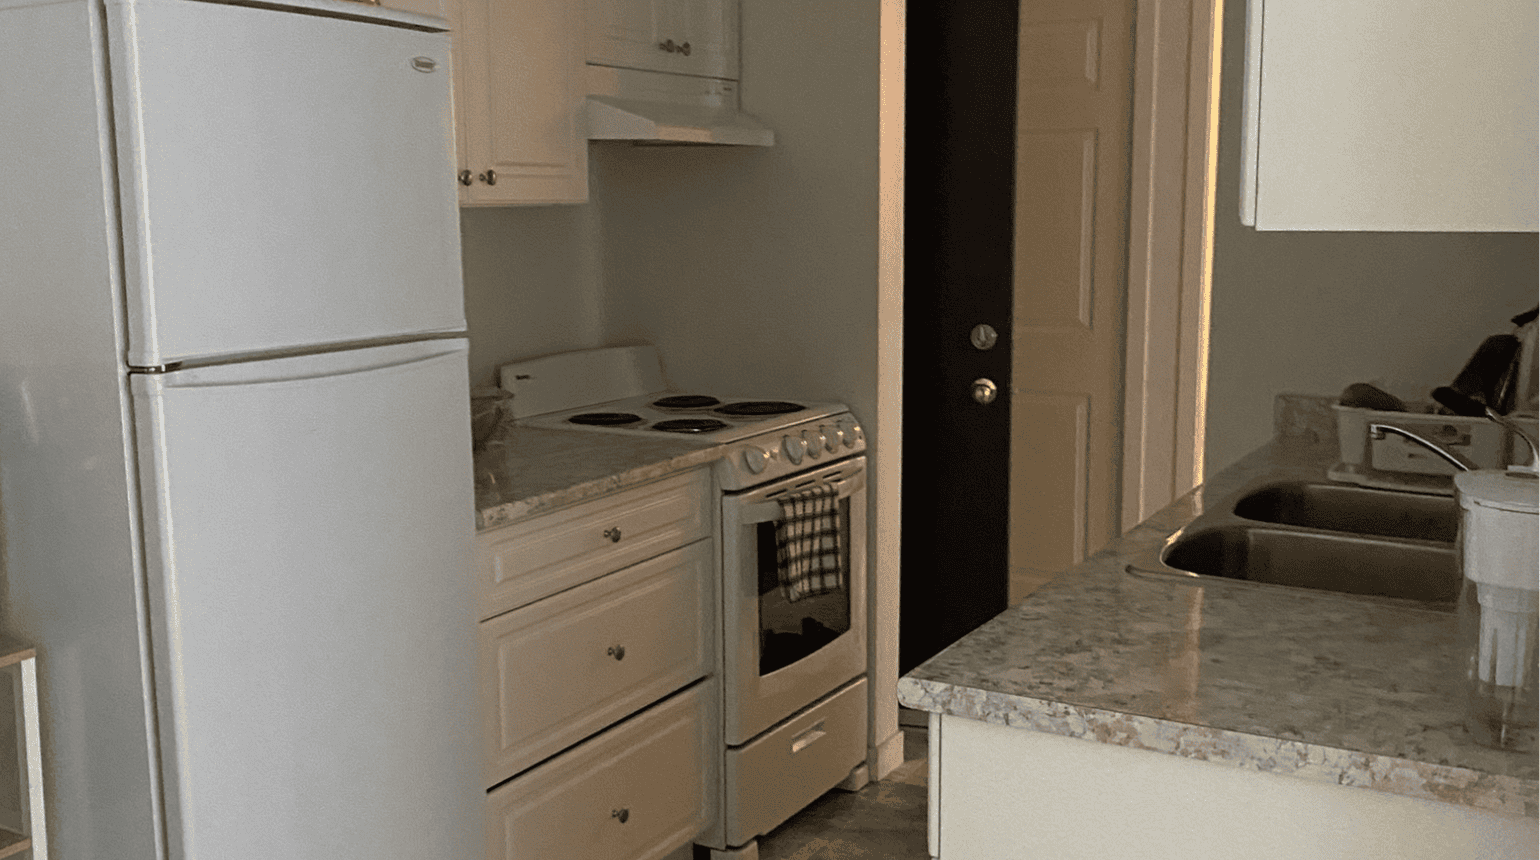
left=135, top=339, right=469, bottom=391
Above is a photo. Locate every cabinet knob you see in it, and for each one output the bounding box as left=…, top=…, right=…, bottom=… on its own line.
left=657, top=38, right=691, bottom=56
left=679, top=41, right=691, bottom=56
left=479, top=169, right=497, bottom=186
left=611, top=808, right=630, bottom=824
left=607, top=644, right=626, bottom=661
left=457, top=169, right=473, bottom=186
left=603, top=527, right=622, bottom=543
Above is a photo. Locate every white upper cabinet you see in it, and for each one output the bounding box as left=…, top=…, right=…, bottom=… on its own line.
left=1241, top=0, right=1538, bottom=231
left=587, top=0, right=738, bottom=80
left=448, top=0, right=589, bottom=205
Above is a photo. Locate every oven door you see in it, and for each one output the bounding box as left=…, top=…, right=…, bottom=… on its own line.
left=721, top=455, right=867, bottom=747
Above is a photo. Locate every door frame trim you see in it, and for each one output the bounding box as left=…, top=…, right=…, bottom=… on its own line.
left=1120, top=0, right=1223, bottom=528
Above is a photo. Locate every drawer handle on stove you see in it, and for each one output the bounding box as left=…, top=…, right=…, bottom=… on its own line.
left=607, top=644, right=626, bottom=661
left=603, top=527, right=622, bottom=543
left=611, top=807, right=630, bottom=824
left=791, top=720, right=827, bottom=755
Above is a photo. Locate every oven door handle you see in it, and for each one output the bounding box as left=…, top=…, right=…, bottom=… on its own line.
left=739, top=471, right=867, bottom=526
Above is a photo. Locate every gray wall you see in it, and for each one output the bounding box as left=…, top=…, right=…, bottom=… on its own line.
left=459, top=3, right=882, bottom=426
left=1203, top=0, right=1539, bottom=475
left=593, top=8, right=881, bottom=425
left=459, top=203, right=605, bottom=388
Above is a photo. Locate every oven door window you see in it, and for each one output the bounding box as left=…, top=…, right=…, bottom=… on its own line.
left=756, top=495, right=853, bottom=675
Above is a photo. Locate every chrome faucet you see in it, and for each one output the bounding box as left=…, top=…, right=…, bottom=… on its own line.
left=1367, top=423, right=1478, bottom=472
left=1486, top=407, right=1539, bottom=470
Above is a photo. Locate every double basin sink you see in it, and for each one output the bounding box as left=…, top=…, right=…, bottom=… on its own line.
left=1130, top=479, right=1461, bottom=608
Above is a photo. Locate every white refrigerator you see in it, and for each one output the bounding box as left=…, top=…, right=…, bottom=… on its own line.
left=0, top=0, right=478, bottom=858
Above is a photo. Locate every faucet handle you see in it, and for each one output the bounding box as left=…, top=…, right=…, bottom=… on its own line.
left=1485, top=407, right=1539, bottom=472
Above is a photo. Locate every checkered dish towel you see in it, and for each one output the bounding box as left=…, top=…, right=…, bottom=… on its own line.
left=774, top=484, right=845, bottom=602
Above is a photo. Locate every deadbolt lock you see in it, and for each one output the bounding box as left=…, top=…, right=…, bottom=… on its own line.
left=970, top=324, right=998, bottom=351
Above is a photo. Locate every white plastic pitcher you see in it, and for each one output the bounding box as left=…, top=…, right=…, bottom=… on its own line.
left=1455, top=469, right=1539, bottom=751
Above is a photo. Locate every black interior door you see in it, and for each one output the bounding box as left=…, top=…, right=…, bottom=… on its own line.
left=901, top=2, right=1018, bottom=675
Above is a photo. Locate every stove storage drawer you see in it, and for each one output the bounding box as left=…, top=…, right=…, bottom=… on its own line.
left=480, top=540, right=714, bottom=786
left=486, top=681, right=716, bottom=860
left=475, top=468, right=711, bottom=620
left=719, top=675, right=868, bottom=848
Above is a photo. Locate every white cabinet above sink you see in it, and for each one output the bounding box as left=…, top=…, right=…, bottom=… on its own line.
left=1240, top=0, right=1538, bottom=231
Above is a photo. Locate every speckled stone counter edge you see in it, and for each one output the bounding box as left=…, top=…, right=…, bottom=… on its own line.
left=472, top=426, right=724, bottom=530
left=476, top=446, right=721, bottom=529
left=897, top=676, right=1535, bottom=818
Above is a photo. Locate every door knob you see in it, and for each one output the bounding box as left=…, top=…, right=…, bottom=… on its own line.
left=971, top=378, right=998, bottom=405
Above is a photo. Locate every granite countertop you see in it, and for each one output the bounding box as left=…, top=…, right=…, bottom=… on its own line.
left=897, top=416, right=1539, bottom=818
left=473, top=424, right=723, bottom=530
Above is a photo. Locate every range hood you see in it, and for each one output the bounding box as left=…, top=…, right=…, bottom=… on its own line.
left=585, top=65, right=774, bottom=147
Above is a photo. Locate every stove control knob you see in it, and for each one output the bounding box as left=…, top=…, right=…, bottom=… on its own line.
left=824, top=425, right=843, bottom=451
left=782, top=434, right=806, bottom=465
left=839, top=418, right=863, bottom=447
left=803, top=429, right=823, bottom=459
left=743, top=446, right=770, bottom=474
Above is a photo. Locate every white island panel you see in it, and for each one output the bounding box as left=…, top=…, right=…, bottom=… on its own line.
left=935, top=713, right=1535, bottom=860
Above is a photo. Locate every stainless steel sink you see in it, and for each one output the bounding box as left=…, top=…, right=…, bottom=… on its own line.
left=1159, top=524, right=1460, bottom=604
left=1128, top=477, right=1462, bottom=609
left=1232, top=480, right=1458, bottom=543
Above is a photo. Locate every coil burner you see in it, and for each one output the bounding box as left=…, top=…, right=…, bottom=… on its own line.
left=714, top=401, right=805, bottom=417
left=568, top=412, right=643, bottom=426
left=652, top=395, right=722, bottom=410
left=652, top=418, right=730, bottom=434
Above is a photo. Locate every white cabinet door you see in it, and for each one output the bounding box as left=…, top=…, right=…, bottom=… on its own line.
left=107, top=1, right=464, bottom=365
left=131, top=339, right=478, bottom=860
left=1241, top=0, right=1538, bottom=231
left=452, top=0, right=589, bottom=204
left=587, top=0, right=738, bottom=80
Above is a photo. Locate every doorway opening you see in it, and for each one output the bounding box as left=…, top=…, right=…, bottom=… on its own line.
left=899, top=0, right=1222, bottom=674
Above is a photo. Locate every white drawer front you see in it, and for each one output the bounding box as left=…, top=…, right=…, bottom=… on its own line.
left=486, top=683, right=715, bottom=860
left=481, top=541, right=714, bottom=786
left=476, top=469, right=712, bottom=619
left=723, top=676, right=867, bottom=847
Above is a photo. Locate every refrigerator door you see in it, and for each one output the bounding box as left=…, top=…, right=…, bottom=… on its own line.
left=107, top=0, right=464, bottom=367
left=131, top=339, right=477, bottom=860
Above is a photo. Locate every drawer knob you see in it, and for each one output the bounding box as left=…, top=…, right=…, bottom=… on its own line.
left=603, top=527, right=622, bottom=543
left=612, top=807, right=629, bottom=824
left=607, top=645, right=626, bottom=661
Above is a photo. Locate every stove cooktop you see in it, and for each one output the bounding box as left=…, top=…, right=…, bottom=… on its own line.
left=518, top=393, right=848, bottom=444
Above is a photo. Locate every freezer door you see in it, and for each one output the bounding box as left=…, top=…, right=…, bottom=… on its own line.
left=131, top=339, right=477, bottom=860
left=107, top=0, right=464, bottom=367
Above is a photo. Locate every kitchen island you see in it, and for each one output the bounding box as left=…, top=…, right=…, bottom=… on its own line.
left=898, top=406, right=1538, bottom=860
